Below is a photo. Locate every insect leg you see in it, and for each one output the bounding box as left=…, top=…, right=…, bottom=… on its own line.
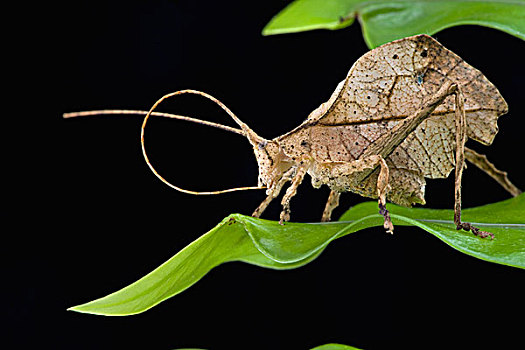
left=465, top=147, right=521, bottom=197
left=327, top=155, right=393, bottom=232
left=452, top=88, right=493, bottom=239
left=252, top=168, right=294, bottom=218
left=373, top=155, right=394, bottom=234
left=279, top=164, right=309, bottom=224
left=321, top=190, right=341, bottom=222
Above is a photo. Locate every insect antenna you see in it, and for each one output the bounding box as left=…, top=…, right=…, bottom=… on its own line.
left=64, top=89, right=266, bottom=195
left=63, top=109, right=246, bottom=136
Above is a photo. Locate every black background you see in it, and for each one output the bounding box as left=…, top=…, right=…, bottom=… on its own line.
left=8, top=1, right=525, bottom=349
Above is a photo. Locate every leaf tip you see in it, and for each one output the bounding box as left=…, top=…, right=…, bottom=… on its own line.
left=261, top=25, right=273, bottom=36
left=67, top=304, right=89, bottom=314
left=67, top=301, right=116, bottom=316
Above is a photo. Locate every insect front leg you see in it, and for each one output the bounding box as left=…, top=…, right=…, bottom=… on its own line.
left=252, top=168, right=295, bottom=218
left=279, top=163, right=309, bottom=224
left=321, top=190, right=341, bottom=222
left=452, top=89, right=493, bottom=239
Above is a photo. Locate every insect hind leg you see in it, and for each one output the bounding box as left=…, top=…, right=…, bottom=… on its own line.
left=452, top=87, right=494, bottom=239
left=465, top=147, right=521, bottom=197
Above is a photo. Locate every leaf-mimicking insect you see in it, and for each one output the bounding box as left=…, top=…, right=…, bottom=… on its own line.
left=65, top=35, right=521, bottom=239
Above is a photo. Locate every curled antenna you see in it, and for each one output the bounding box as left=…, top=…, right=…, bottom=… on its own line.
left=64, top=89, right=266, bottom=194
left=141, top=89, right=265, bottom=194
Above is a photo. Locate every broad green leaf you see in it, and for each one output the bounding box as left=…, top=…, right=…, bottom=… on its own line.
left=68, top=217, right=328, bottom=316
left=262, top=0, right=525, bottom=48
left=340, top=194, right=525, bottom=268
left=70, top=194, right=524, bottom=315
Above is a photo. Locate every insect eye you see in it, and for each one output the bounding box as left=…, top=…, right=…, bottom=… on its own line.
left=258, top=141, right=267, bottom=149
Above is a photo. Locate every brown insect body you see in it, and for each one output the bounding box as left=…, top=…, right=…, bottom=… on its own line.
left=247, top=35, right=515, bottom=237
left=65, top=34, right=520, bottom=238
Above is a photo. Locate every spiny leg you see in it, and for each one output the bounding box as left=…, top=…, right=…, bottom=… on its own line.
left=279, top=164, right=309, bottom=224
left=452, top=88, right=493, bottom=239
left=355, top=82, right=459, bottom=233
left=321, top=190, right=341, bottom=222
left=351, top=81, right=492, bottom=238
left=252, top=168, right=294, bottom=218
left=465, top=147, right=521, bottom=197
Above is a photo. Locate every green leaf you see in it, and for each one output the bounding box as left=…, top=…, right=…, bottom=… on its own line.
left=68, top=216, right=327, bottom=316
left=311, top=344, right=362, bottom=350
left=340, top=194, right=525, bottom=268
left=70, top=194, right=525, bottom=316
left=262, top=0, right=525, bottom=48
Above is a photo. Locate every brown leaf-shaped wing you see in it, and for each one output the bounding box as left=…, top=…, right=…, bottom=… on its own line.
left=313, top=34, right=507, bottom=145
left=311, top=35, right=507, bottom=176
left=280, top=35, right=508, bottom=206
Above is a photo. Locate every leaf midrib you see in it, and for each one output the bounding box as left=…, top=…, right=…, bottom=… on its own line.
left=311, top=219, right=525, bottom=227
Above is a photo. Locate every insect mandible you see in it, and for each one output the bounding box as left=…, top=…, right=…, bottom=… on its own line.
left=65, top=35, right=521, bottom=239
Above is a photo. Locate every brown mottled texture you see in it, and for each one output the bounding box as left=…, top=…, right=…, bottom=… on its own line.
left=277, top=35, right=507, bottom=206
left=248, top=34, right=517, bottom=237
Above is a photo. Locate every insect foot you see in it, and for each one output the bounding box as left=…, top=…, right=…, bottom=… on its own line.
left=457, top=222, right=494, bottom=240
left=378, top=203, right=394, bottom=234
